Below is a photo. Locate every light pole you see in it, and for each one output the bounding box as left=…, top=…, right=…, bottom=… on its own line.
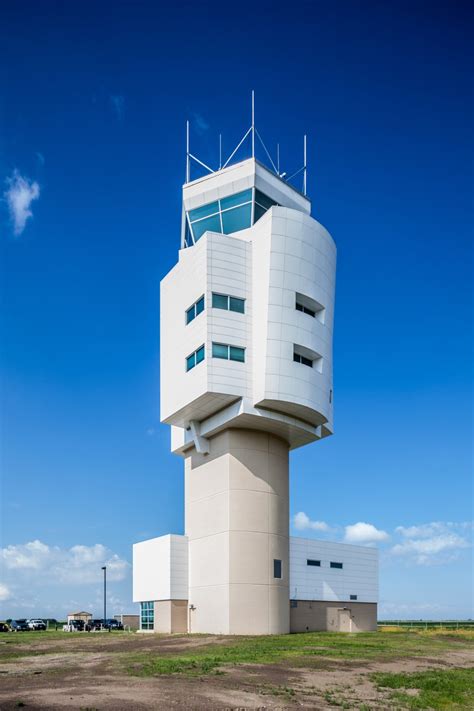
left=101, top=566, right=107, bottom=625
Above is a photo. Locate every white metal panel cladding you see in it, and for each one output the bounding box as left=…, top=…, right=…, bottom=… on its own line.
left=133, top=534, right=188, bottom=602
left=289, top=537, right=378, bottom=603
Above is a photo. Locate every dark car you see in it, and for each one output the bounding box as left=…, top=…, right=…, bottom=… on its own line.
left=10, top=620, right=30, bottom=632
left=104, top=619, right=123, bottom=630
left=0, top=622, right=10, bottom=632
left=88, top=619, right=104, bottom=631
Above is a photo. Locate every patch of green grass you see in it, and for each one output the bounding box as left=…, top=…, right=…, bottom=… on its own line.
left=260, top=684, right=296, bottom=700
left=372, top=667, right=474, bottom=709
left=122, top=630, right=474, bottom=678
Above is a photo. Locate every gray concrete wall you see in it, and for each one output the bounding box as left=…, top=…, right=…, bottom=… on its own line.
left=290, top=600, right=377, bottom=632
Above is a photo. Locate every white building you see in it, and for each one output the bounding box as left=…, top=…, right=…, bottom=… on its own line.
left=133, top=114, right=377, bottom=634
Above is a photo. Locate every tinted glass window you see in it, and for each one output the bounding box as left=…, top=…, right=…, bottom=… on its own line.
left=186, top=306, right=195, bottom=324
left=212, top=293, right=228, bottom=310
left=229, top=296, right=245, bottom=314
left=188, top=201, right=219, bottom=221
left=307, top=559, right=321, bottom=566
left=192, top=214, right=222, bottom=241
left=229, top=346, right=245, bottom=362
left=330, top=562, right=343, bottom=569
left=221, top=203, right=252, bottom=234
left=212, top=343, right=228, bottom=359
left=255, top=189, right=276, bottom=210
left=220, top=189, right=252, bottom=210
left=186, top=353, right=195, bottom=371
left=196, top=296, right=205, bottom=315
left=273, top=559, right=282, bottom=578
left=196, top=345, right=205, bottom=364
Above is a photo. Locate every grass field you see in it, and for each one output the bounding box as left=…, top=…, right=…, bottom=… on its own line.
left=0, top=628, right=472, bottom=709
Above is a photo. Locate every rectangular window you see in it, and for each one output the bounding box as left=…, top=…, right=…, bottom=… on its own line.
left=186, top=295, right=205, bottom=324
left=212, top=342, right=245, bottom=363
left=212, top=292, right=245, bottom=314
left=186, top=345, right=205, bottom=371
left=290, top=600, right=298, bottom=608
left=296, top=301, right=316, bottom=318
left=350, top=595, right=357, bottom=601
left=293, top=352, right=313, bottom=368
left=295, top=292, right=324, bottom=321
left=273, top=559, right=282, bottom=579
left=307, top=559, right=321, bottom=567
left=229, top=296, right=245, bottom=313
left=140, top=601, right=154, bottom=631
left=330, top=562, right=343, bottom=569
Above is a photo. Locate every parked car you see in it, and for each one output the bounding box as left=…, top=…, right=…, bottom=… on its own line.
left=10, top=620, right=30, bottom=632
left=88, top=619, right=104, bottom=631
left=63, top=619, right=85, bottom=632
left=0, top=622, right=10, bottom=633
left=28, top=619, right=47, bottom=631
left=103, top=619, right=123, bottom=630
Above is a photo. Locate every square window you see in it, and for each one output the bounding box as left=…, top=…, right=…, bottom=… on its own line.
left=229, top=346, right=245, bottom=362
left=350, top=595, right=357, bottom=601
left=229, top=296, right=245, bottom=314
left=301, top=356, right=313, bottom=368
left=212, top=343, right=228, bottom=359
left=293, top=353, right=301, bottom=363
left=273, top=559, right=282, bottom=579
left=212, top=293, right=228, bottom=310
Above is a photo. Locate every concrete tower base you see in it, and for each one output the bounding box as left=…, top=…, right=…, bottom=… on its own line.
left=185, top=429, right=289, bottom=635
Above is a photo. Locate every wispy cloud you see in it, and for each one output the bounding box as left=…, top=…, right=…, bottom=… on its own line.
left=0, top=583, right=11, bottom=602
left=110, top=95, right=125, bottom=121
left=1, top=540, right=129, bottom=584
left=293, top=511, right=330, bottom=532
left=391, top=522, right=471, bottom=565
left=192, top=111, right=210, bottom=136
left=4, top=170, right=40, bottom=235
left=344, top=522, right=390, bottom=544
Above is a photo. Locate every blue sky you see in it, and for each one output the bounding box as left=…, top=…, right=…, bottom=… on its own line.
left=0, top=1, right=472, bottom=620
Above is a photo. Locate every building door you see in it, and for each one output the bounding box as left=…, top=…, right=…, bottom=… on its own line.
left=337, top=608, right=352, bottom=632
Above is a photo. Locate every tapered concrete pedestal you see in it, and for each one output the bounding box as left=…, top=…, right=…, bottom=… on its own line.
left=185, top=429, right=289, bottom=635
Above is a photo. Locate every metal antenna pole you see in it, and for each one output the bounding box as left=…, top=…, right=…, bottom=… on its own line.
left=303, top=134, right=307, bottom=196
left=251, top=90, right=255, bottom=159
left=277, top=143, right=280, bottom=175
left=219, top=133, right=222, bottom=170
left=186, top=121, right=190, bottom=183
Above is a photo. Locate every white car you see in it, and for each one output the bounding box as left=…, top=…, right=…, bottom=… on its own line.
left=27, top=619, right=47, bottom=631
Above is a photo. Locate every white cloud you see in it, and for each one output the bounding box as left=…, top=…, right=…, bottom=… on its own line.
left=0, top=583, right=12, bottom=601
left=293, top=511, right=330, bottom=532
left=344, top=522, right=390, bottom=544
left=0, top=540, right=129, bottom=584
left=396, top=521, right=473, bottom=538
left=391, top=533, right=470, bottom=565
left=4, top=170, right=40, bottom=235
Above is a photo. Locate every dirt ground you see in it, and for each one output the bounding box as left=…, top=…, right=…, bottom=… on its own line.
left=0, top=633, right=473, bottom=710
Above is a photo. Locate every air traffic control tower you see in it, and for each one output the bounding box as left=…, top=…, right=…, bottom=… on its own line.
left=134, top=101, right=353, bottom=635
